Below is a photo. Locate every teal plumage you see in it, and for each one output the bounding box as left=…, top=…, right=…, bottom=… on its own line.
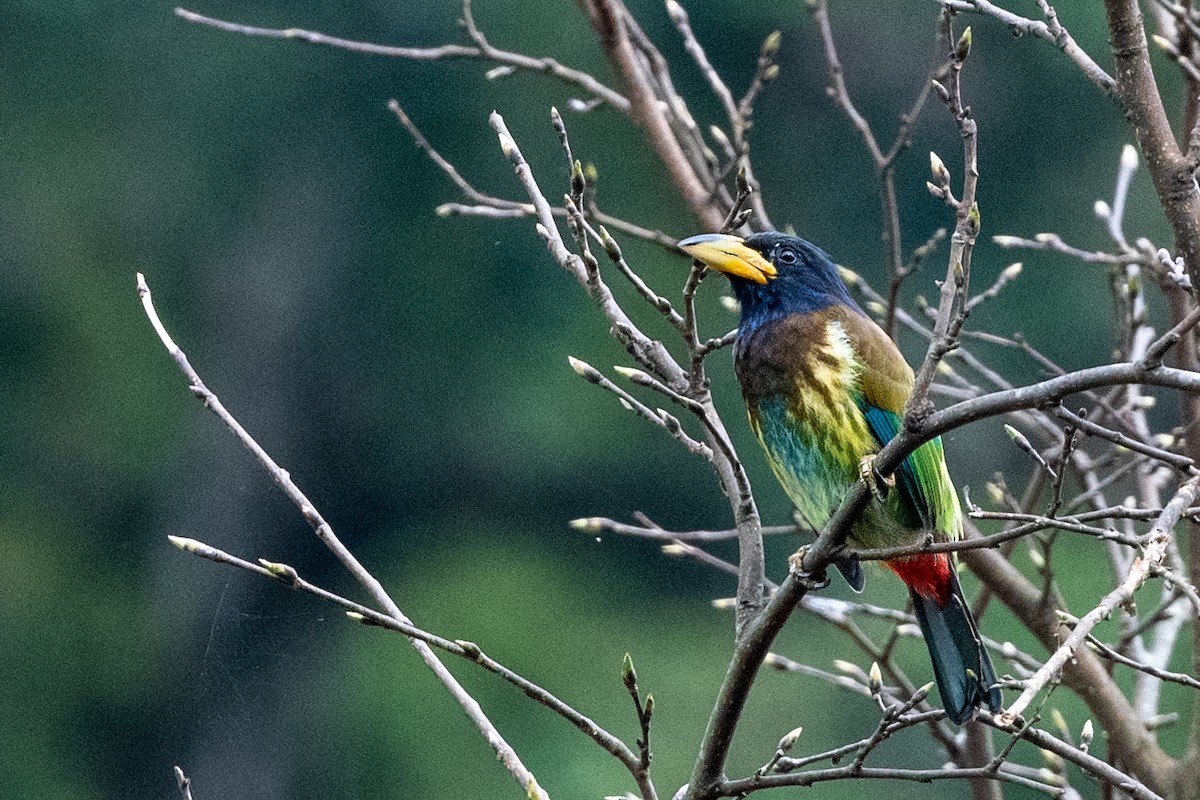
left=680, top=231, right=1001, bottom=725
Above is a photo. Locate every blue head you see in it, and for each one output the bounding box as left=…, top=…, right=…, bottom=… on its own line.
left=678, top=232, right=864, bottom=332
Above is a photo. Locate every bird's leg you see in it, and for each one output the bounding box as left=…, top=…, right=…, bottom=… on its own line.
left=787, top=545, right=831, bottom=589
left=858, top=454, right=895, bottom=502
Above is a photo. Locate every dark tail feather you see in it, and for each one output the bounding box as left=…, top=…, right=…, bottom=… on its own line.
left=910, top=573, right=1002, bottom=725
left=834, top=556, right=864, bottom=592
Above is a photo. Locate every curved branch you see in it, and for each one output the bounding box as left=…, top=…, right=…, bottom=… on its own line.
left=921, top=362, right=1200, bottom=439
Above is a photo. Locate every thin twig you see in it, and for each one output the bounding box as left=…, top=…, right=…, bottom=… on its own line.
left=174, top=766, right=194, bottom=800
left=1001, top=473, right=1200, bottom=722
left=177, top=7, right=629, bottom=110
left=488, top=111, right=765, bottom=634
left=940, top=0, right=1115, bottom=92
left=137, top=274, right=551, bottom=800
left=979, top=711, right=1164, bottom=800
left=1085, top=631, right=1200, bottom=690
left=166, top=535, right=649, bottom=780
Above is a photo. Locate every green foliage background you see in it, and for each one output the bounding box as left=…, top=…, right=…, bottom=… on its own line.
left=2, top=2, right=1192, bottom=798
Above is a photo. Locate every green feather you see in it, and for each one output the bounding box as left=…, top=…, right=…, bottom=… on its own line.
left=859, top=402, right=961, bottom=540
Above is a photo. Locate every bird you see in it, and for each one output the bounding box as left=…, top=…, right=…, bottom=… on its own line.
left=678, top=230, right=1001, bottom=725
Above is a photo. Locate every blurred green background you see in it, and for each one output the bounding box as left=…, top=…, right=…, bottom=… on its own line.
left=3, top=1, right=1192, bottom=798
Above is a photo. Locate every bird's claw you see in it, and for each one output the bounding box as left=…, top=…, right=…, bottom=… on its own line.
left=859, top=454, right=894, bottom=502
left=788, top=546, right=831, bottom=590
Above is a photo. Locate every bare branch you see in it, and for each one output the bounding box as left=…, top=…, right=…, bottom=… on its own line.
left=173, top=766, right=194, bottom=800
left=1085, top=630, right=1200, bottom=690
left=166, top=534, right=651, bottom=784
left=941, top=0, right=1115, bottom=92
left=1002, top=473, right=1200, bottom=722
left=581, top=0, right=727, bottom=231
left=176, top=6, right=629, bottom=111
left=907, top=18, right=979, bottom=420
left=137, top=274, right=551, bottom=800
left=488, top=111, right=766, bottom=633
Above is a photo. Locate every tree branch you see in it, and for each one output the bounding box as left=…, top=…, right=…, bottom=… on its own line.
left=137, top=274, right=552, bottom=800
left=580, top=0, right=727, bottom=231
left=176, top=6, right=629, bottom=111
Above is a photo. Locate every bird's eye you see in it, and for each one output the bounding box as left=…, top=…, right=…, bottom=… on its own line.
left=776, top=248, right=799, bottom=266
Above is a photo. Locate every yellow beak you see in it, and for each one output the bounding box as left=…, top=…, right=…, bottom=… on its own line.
left=677, top=233, right=777, bottom=285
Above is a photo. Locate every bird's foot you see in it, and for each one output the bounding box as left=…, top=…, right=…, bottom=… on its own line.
left=858, top=454, right=895, bottom=502
left=788, top=546, right=831, bottom=590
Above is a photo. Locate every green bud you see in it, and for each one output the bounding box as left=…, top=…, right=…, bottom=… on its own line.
left=1037, top=768, right=1063, bottom=787
left=762, top=30, right=782, bottom=57
left=258, top=559, right=299, bottom=582
left=955, top=27, right=972, bottom=62
left=929, top=151, right=949, bottom=183
left=622, top=652, right=638, bottom=691
left=613, top=365, right=651, bottom=383
left=168, top=535, right=202, bottom=552
left=1003, top=423, right=1025, bottom=444
left=778, top=725, right=804, bottom=752
left=1080, top=719, right=1094, bottom=752
left=597, top=226, right=620, bottom=260
left=966, top=201, right=981, bottom=236
left=497, top=132, right=517, bottom=158
left=455, top=639, right=483, bottom=660
left=657, top=409, right=683, bottom=435
left=708, top=125, right=731, bottom=150
left=571, top=160, right=585, bottom=197
left=567, top=356, right=601, bottom=383
left=1028, top=548, right=1046, bottom=569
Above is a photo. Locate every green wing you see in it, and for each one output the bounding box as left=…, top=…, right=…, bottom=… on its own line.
left=837, top=309, right=963, bottom=540
left=859, top=404, right=960, bottom=538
